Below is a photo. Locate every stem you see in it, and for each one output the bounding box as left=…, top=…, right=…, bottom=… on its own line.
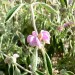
left=13, top=65, right=14, bottom=75
left=8, top=65, right=11, bottom=75
left=30, top=3, right=38, bottom=74
left=57, top=11, right=61, bottom=23
left=72, top=32, right=75, bottom=57
left=31, top=47, right=38, bottom=75
left=41, top=48, right=49, bottom=75
left=30, top=4, right=38, bottom=35
left=16, top=63, right=32, bottom=74
left=35, top=47, right=38, bottom=70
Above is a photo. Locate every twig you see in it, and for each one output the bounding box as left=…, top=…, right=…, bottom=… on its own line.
left=30, top=4, right=38, bottom=35
left=16, top=63, right=32, bottom=74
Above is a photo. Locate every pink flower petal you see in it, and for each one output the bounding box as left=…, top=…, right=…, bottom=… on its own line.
left=32, top=31, right=38, bottom=36
left=30, top=37, right=42, bottom=48
left=27, top=35, right=42, bottom=48
left=36, top=37, right=42, bottom=48
left=29, top=36, right=37, bottom=46
left=27, top=35, right=34, bottom=43
left=27, top=30, right=50, bottom=48
left=41, top=30, right=50, bottom=44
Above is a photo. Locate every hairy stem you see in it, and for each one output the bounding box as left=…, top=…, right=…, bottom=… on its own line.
left=30, top=4, right=38, bottom=35
left=41, top=47, right=49, bottom=75
left=16, top=63, right=32, bottom=74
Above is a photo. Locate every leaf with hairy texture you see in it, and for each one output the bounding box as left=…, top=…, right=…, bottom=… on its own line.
left=14, top=67, right=21, bottom=75
left=40, top=3, right=58, bottom=14
left=5, top=4, right=24, bottom=22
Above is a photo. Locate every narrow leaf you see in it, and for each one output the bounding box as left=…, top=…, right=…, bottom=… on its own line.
left=45, top=53, right=52, bottom=75
left=60, top=0, right=67, bottom=7
left=67, top=71, right=75, bottom=75
left=14, top=67, right=21, bottom=75
left=18, top=32, right=25, bottom=45
left=40, top=3, right=57, bottom=14
left=64, top=0, right=67, bottom=7
left=5, top=4, right=24, bottom=22
left=5, top=5, right=19, bottom=21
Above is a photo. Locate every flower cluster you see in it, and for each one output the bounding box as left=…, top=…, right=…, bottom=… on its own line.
left=27, top=30, right=50, bottom=48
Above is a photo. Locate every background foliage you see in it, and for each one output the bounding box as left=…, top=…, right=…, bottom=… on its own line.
left=0, top=0, right=75, bottom=75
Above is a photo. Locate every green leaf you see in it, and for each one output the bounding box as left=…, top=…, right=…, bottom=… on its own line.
left=5, top=5, right=18, bottom=21
left=45, top=53, right=52, bottom=75
left=60, top=0, right=67, bottom=7
left=36, top=70, right=44, bottom=75
left=72, top=1, right=75, bottom=8
left=18, top=32, right=25, bottom=45
left=67, top=71, right=75, bottom=75
left=38, top=2, right=58, bottom=14
left=26, top=55, right=31, bottom=65
left=14, top=67, right=21, bottom=75
left=5, top=4, right=24, bottom=22
left=13, top=34, right=19, bottom=43
left=41, top=4, right=57, bottom=13
left=64, top=0, right=67, bottom=7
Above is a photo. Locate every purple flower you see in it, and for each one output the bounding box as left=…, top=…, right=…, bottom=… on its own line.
left=64, top=22, right=73, bottom=28
left=27, top=35, right=42, bottom=48
left=27, top=30, right=50, bottom=48
left=40, top=30, right=50, bottom=44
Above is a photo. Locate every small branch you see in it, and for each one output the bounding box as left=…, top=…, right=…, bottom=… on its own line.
left=16, top=63, right=32, bottom=74
left=41, top=47, right=49, bottom=75
left=30, top=4, right=38, bottom=35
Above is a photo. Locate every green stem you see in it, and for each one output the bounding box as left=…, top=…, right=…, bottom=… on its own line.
left=30, top=3, right=38, bottom=75
left=41, top=48, right=49, bottom=75
left=13, top=65, right=14, bottom=75
left=8, top=65, right=11, bottom=75
left=35, top=47, right=38, bottom=70
left=30, top=4, right=38, bottom=35
left=72, top=32, right=75, bottom=57
left=16, top=63, right=32, bottom=74
left=31, top=47, right=38, bottom=75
